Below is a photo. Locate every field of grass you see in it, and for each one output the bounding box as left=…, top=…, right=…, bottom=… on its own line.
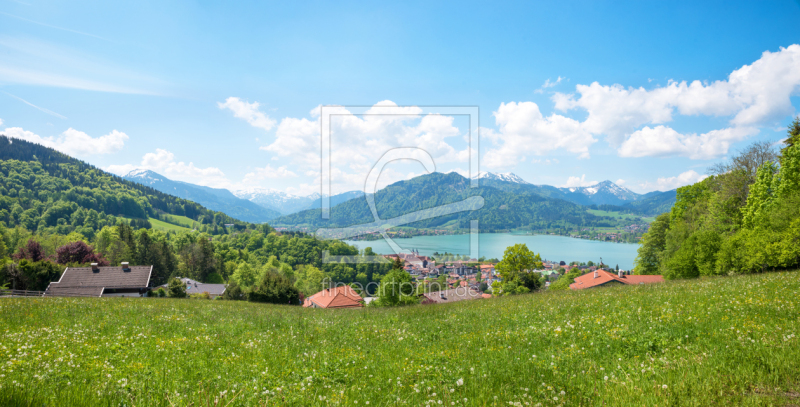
left=1, top=271, right=799, bottom=406
left=148, top=217, right=193, bottom=232
left=586, top=209, right=656, bottom=224
left=159, top=214, right=198, bottom=228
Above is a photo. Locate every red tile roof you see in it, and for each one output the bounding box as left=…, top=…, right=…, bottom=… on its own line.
left=569, top=270, right=664, bottom=290
left=303, top=286, right=363, bottom=308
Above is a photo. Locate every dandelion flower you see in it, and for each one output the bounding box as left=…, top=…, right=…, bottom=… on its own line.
left=457, top=378, right=464, bottom=386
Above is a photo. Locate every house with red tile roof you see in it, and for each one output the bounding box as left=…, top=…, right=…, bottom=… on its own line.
left=569, top=269, right=664, bottom=290
left=302, top=286, right=364, bottom=308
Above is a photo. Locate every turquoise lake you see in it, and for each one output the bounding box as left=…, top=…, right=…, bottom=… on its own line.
left=343, top=233, right=641, bottom=271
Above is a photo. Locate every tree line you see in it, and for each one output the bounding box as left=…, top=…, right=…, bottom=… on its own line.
left=635, top=118, right=800, bottom=278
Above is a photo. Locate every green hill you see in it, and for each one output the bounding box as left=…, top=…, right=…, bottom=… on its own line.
left=2, top=270, right=798, bottom=406
left=0, top=135, right=248, bottom=237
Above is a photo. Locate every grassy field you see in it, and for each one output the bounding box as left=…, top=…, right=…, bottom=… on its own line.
left=586, top=209, right=656, bottom=224
left=148, top=217, right=193, bottom=232
left=1, top=272, right=799, bottom=406
left=158, top=214, right=198, bottom=229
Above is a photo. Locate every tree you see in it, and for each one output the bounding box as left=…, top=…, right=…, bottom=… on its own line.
left=373, top=269, right=418, bottom=306
left=493, top=244, right=543, bottom=294
left=634, top=212, right=670, bottom=275
left=231, top=262, right=258, bottom=290
left=741, top=162, right=778, bottom=228
left=13, top=239, right=47, bottom=262
left=294, top=265, right=328, bottom=296
left=549, top=267, right=582, bottom=291
left=248, top=272, right=300, bottom=305
left=167, top=277, right=187, bottom=298
left=55, top=241, right=108, bottom=265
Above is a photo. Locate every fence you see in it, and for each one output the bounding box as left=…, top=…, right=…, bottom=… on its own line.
left=0, top=289, right=45, bottom=297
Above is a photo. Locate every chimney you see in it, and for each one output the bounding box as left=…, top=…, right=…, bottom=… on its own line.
left=618, top=270, right=623, bottom=278
left=121, top=262, right=130, bottom=271
left=91, top=263, right=99, bottom=272
left=593, top=270, right=598, bottom=278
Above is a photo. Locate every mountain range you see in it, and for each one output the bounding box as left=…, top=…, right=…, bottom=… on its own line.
left=123, top=170, right=282, bottom=223
left=122, top=168, right=676, bottom=227
left=272, top=171, right=613, bottom=231
left=475, top=172, right=674, bottom=207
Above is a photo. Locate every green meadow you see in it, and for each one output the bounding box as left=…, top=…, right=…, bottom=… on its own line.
left=147, top=217, right=194, bottom=233
left=1, top=271, right=799, bottom=406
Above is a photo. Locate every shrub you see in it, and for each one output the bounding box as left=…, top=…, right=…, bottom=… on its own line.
left=248, top=272, right=300, bottom=305
left=222, top=280, right=246, bottom=301
left=167, top=277, right=187, bottom=298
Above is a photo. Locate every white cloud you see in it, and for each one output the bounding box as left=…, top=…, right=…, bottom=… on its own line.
left=2, top=126, right=128, bottom=157
left=552, top=44, right=800, bottom=155
left=561, top=174, right=597, bottom=188
left=483, top=101, right=596, bottom=169
left=534, top=76, right=564, bottom=94
left=639, top=170, right=708, bottom=192
left=258, top=100, right=468, bottom=194
left=618, top=125, right=758, bottom=159
left=242, top=165, right=298, bottom=184
left=106, top=148, right=230, bottom=188
left=615, top=178, right=626, bottom=185
left=218, top=97, right=277, bottom=131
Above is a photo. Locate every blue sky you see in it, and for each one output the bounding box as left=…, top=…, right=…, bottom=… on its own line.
left=1, top=0, right=799, bottom=196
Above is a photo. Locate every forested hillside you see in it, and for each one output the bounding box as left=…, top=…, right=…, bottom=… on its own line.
left=0, top=136, right=248, bottom=237
left=272, top=172, right=627, bottom=231
left=635, top=118, right=800, bottom=278
left=123, top=169, right=281, bottom=223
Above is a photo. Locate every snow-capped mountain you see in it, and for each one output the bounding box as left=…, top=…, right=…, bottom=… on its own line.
left=233, top=188, right=321, bottom=215
left=474, top=171, right=530, bottom=184
left=124, top=168, right=165, bottom=185
left=122, top=169, right=281, bottom=222
left=558, top=180, right=640, bottom=205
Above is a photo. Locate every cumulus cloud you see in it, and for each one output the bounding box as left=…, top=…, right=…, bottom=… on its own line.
left=483, top=101, right=596, bottom=169
left=2, top=126, right=127, bottom=157
left=258, top=100, right=467, bottom=194
left=218, top=97, right=276, bottom=131
left=618, top=125, right=759, bottom=159
left=106, top=148, right=230, bottom=188
left=561, top=174, right=598, bottom=188
left=552, top=44, right=800, bottom=156
left=639, top=170, right=708, bottom=192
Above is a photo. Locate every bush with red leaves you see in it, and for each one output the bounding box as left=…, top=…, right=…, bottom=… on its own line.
left=55, top=241, right=109, bottom=266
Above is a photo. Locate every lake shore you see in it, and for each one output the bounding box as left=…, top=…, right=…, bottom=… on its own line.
left=344, top=232, right=641, bottom=270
